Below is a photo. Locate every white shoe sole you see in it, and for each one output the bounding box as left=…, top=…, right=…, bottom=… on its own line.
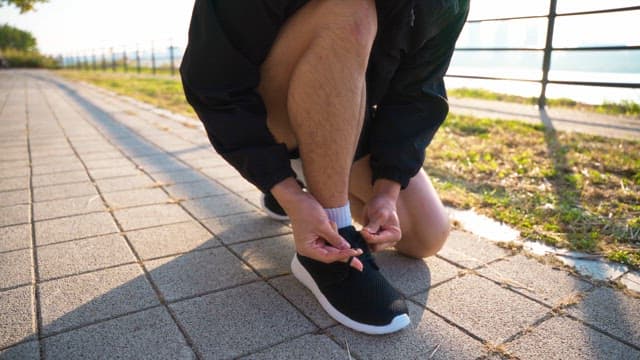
left=260, top=194, right=290, bottom=221
left=291, top=255, right=410, bottom=335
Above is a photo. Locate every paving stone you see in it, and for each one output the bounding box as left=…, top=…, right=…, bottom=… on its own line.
left=567, top=286, right=640, bottom=348
left=145, top=247, right=257, bottom=302
left=149, top=169, right=209, bottom=185
left=0, top=224, right=30, bottom=253
left=437, top=230, right=509, bottom=268
left=34, top=212, right=118, bottom=246
left=216, top=176, right=257, bottom=193
left=78, top=150, right=124, bottom=162
left=182, top=194, right=255, bottom=220
left=0, top=204, right=29, bottom=227
left=32, top=171, right=90, bottom=187
left=269, top=275, right=337, bottom=329
left=0, top=167, right=29, bottom=179
left=0, top=249, right=32, bottom=289
left=126, top=221, right=219, bottom=260
left=375, top=249, right=461, bottom=297
left=0, top=176, right=28, bottom=191
left=94, top=174, right=155, bottom=193
left=31, top=162, right=85, bottom=175
left=0, top=189, right=28, bottom=206
left=33, top=195, right=105, bottom=221
left=231, top=235, right=295, bottom=278
left=114, top=204, right=192, bottom=231
left=134, top=158, right=191, bottom=174
left=508, top=316, right=640, bottom=360
left=164, top=179, right=228, bottom=200
left=240, top=334, right=346, bottom=360
left=30, top=150, right=74, bottom=159
left=414, top=274, right=549, bottom=343
left=0, top=286, right=35, bottom=349
left=39, top=264, right=159, bottom=335
left=238, top=189, right=263, bottom=209
left=32, top=182, right=98, bottom=202
left=0, top=341, right=39, bottom=360
left=0, top=159, right=28, bottom=170
left=102, top=187, right=170, bottom=209
left=477, top=255, right=592, bottom=306
left=37, top=234, right=135, bottom=280
left=201, top=211, right=291, bottom=244
left=82, top=158, right=134, bottom=170
left=621, top=271, right=640, bottom=293
left=42, top=306, right=194, bottom=360
left=171, top=282, right=315, bottom=359
left=87, top=166, right=142, bottom=180
left=181, top=156, right=227, bottom=170
left=200, top=165, right=240, bottom=180
left=329, top=302, right=484, bottom=360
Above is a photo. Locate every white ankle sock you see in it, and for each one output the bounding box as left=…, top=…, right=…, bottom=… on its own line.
left=325, top=203, right=352, bottom=229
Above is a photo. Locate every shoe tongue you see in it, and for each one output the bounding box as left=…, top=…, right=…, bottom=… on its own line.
left=337, top=226, right=367, bottom=250
left=337, top=226, right=378, bottom=270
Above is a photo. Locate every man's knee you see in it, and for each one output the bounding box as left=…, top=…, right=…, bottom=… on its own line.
left=398, top=215, right=451, bottom=259
left=320, top=0, right=378, bottom=56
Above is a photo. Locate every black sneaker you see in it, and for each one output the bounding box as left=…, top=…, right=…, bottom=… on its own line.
left=261, top=191, right=289, bottom=221
left=261, top=179, right=305, bottom=221
left=291, top=226, right=410, bottom=334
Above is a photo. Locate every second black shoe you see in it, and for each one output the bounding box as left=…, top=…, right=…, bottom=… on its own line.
left=291, top=226, right=410, bottom=335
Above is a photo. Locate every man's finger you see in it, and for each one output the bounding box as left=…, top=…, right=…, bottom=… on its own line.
left=317, top=247, right=362, bottom=263
left=363, top=217, right=382, bottom=234
left=318, top=221, right=350, bottom=249
left=361, top=228, right=400, bottom=244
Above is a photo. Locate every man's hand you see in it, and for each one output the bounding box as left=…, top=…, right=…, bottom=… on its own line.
left=361, top=179, right=402, bottom=252
left=272, top=178, right=364, bottom=271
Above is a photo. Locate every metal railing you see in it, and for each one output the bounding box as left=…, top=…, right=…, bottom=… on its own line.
left=448, top=1, right=640, bottom=107
left=58, top=41, right=182, bottom=76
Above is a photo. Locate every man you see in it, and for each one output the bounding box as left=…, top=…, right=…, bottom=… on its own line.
left=181, top=0, right=469, bottom=334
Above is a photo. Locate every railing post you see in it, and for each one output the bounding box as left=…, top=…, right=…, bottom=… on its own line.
left=110, top=47, right=116, bottom=72
left=136, top=45, right=141, bottom=74
left=151, top=42, right=156, bottom=75
left=169, top=40, right=175, bottom=76
left=123, top=48, right=128, bottom=73
left=539, top=0, right=558, bottom=108
left=101, top=51, right=107, bottom=71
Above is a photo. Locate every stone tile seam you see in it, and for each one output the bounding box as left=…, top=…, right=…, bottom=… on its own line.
left=26, top=75, right=45, bottom=360
left=43, top=82, right=206, bottom=360
left=0, top=246, right=32, bottom=256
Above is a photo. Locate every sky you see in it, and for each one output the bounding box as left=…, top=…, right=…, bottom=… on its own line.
left=1, top=0, right=638, bottom=55
left=0, top=0, right=640, bottom=55
left=0, top=0, right=195, bottom=55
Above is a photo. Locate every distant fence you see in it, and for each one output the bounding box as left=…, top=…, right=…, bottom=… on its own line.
left=58, top=40, right=184, bottom=76
left=448, top=1, right=640, bottom=107
left=58, top=2, right=640, bottom=107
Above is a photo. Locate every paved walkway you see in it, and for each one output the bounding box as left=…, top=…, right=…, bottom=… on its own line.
left=1, top=69, right=639, bottom=359
left=449, top=97, right=640, bottom=141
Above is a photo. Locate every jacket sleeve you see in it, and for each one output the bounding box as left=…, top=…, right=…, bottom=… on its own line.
left=180, top=0, right=295, bottom=193
left=369, top=0, right=469, bottom=189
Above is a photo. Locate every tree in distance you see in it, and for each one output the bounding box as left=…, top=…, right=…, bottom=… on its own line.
left=0, top=0, right=48, bottom=13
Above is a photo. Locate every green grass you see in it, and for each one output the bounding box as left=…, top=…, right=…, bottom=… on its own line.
left=428, top=114, right=640, bottom=268
left=57, top=70, right=194, bottom=117
left=449, top=87, right=640, bottom=117
left=57, top=70, right=640, bottom=268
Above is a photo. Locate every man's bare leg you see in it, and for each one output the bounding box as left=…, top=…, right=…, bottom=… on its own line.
left=349, top=156, right=451, bottom=258
left=258, top=0, right=376, bottom=208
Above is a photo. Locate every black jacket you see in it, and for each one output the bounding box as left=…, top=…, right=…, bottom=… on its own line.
left=181, top=0, right=469, bottom=193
